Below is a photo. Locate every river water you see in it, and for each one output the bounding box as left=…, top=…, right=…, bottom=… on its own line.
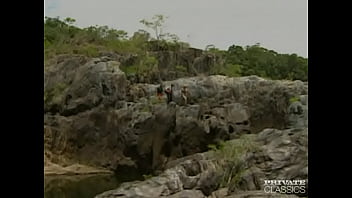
left=44, top=174, right=121, bottom=198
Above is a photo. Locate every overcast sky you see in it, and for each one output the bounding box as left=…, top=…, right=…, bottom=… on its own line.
left=45, top=0, right=307, bottom=57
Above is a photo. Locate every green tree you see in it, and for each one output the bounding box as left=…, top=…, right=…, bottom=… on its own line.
left=139, top=14, right=179, bottom=42
left=106, top=29, right=128, bottom=40
left=224, top=43, right=308, bottom=81
left=64, top=17, right=76, bottom=25
left=140, top=14, right=166, bottom=41
left=131, top=29, right=150, bottom=41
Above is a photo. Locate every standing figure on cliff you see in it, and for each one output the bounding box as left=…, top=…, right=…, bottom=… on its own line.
left=181, top=85, right=189, bottom=105
left=156, top=83, right=164, bottom=101
left=165, top=84, right=174, bottom=104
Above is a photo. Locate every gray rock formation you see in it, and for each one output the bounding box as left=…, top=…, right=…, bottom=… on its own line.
left=44, top=98, right=249, bottom=174
left=95, top=127, right=307, bottom=198
left=130, top=75, right=307, bottom=132
left=44, top=56, right=127, bottom=116
left=44, top=55, right=308, bottom=198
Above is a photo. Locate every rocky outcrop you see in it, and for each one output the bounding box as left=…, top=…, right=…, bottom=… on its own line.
left=44, top=99, right=249, bottom=175
left=120, top=46, right=222, bottom=84
left=129, top=75, right=307, bottom=133
left=44, top=55, right=127, bottom=116
left=95, top=127, right=307, bottom=198
left=44, top=55, right=307, bottom=179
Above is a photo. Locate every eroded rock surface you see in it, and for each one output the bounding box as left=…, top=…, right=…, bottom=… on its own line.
left=44, top=54, right=308, bottom=196
left=95, top=127, right=307, bottom=198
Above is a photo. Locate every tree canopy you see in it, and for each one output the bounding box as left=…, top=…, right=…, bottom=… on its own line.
left=44, top=15, right=307, bottom=81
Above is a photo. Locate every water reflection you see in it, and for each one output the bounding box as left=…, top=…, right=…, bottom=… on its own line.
left=44, top=174, right=120, bottom=198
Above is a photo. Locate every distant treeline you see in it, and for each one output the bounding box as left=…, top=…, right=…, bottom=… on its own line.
left=44, top=16, right=307, bottom=81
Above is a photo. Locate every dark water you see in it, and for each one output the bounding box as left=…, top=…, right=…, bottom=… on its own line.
left=44, top=174, right=121, bottom=198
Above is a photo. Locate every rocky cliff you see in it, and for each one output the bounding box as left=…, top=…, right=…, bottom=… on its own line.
left=44, top=54, right=308, bottom=197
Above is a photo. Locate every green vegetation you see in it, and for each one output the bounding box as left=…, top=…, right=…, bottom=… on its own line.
left=140, top=105, right=150, bottom=112
left=120, top=65, right=138, bottom=75
left=140, top=15, right=178, bottom=42
left=212, top=64, right=242, bottom=77
left=209, top=135, right=259, bottom=190
left=44, top=82, right=68, bottom=104
left=45, top=15, right=307, bottom=81
left=142, top=174, right=153, bottom=180
left=205, top=43, right=308, bottom=81
left=175, top=65, right=187, bottom=72
left=120, top=55, right=158, bottom=75
left=289, top=96, right=300, bottom=104
left=149, top=96, right=164, bottom=105
left=44, top=16, right=146, bottom=63
left=224, top=44, right=308, bottom=81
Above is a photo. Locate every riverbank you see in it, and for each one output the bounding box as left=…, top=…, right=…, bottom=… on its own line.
left=45, top=162, right=113, bottom=176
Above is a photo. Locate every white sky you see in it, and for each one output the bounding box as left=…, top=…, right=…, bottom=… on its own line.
left=45, top=0, right=307, bottom=57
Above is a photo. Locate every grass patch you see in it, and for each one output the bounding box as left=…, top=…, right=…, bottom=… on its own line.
left=120, top=65, right=139, bottom=75
left=289, top=96, right=300, bottom=104
left=209, top=135, right=259, bottom=190
left=74, top=44, right=100, bottom=57
left=44, top=82, right=68, bottom=104
left=142, top=174, right=153, bottom=180
left=175, top=65, right=187, bottom=72
left=149, top=96, right=164, bottom=105
left=140, top=105, right=150, bottom=112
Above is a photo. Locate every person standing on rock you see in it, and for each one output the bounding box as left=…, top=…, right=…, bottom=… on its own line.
left=165, top=84, right=174, bottom=104
left=181, top=85, right=189, bottom=105
left=156, top=84, right=164, bottom=101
